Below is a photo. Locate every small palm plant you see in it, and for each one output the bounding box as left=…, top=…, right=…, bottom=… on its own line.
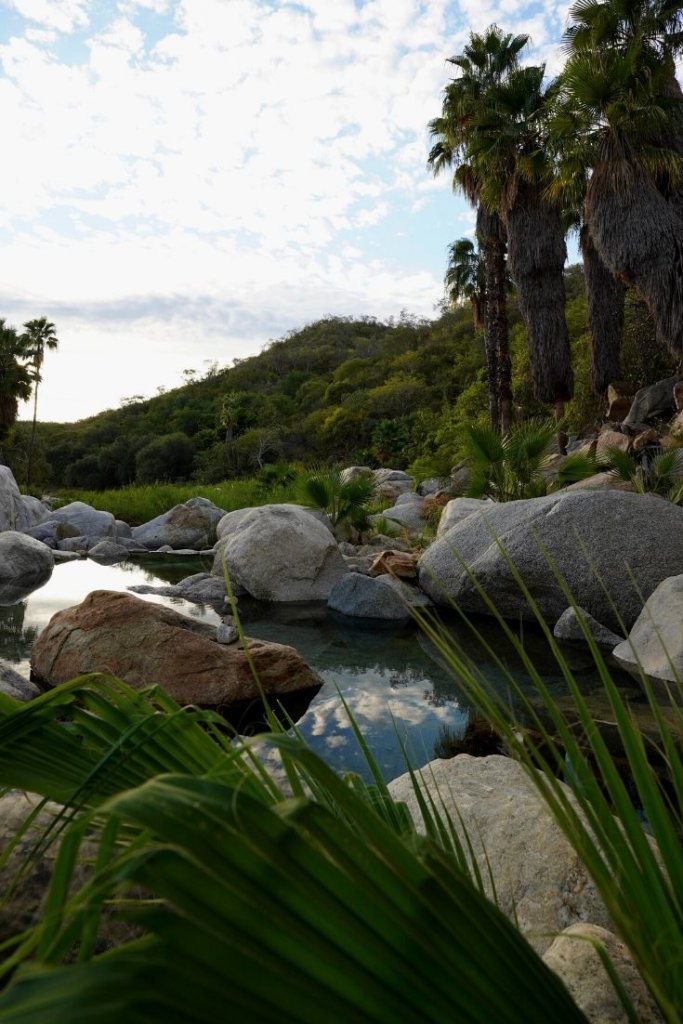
left=602, top=445, right=683, bottom=503
left=296, top=466, right=376, bottom=531
left=462, top=419, right=596, bottom=501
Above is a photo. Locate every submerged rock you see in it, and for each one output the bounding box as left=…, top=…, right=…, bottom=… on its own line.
left=327, top=573, right=428, bottom=621
left=553, top=607, right=625, bottom=649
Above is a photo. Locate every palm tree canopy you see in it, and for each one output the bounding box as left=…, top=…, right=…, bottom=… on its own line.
left=444, top=238, right=486, bottom=325
left=22, top=316, right=59, bottom=381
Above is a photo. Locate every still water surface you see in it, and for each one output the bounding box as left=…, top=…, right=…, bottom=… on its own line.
left=0, top=556, right=604, bottom=781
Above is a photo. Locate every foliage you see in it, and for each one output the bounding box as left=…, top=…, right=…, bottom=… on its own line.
left=21, top=317, right=59, bottom=487
left=462, top=419, right=596, bottom=501
left=601, top=445, right=683, bottom=503
left=135, top=433, right=195, bottom=484
left=0, top=320, right=32, bottom=447
left=296, top=467, right=376, bottom=529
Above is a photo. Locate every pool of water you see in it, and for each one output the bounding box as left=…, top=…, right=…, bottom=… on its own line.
left=0, top=556, right=611, bottom=782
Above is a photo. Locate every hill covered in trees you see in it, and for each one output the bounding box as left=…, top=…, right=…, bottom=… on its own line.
left=6, top=265, right=674, bottom=492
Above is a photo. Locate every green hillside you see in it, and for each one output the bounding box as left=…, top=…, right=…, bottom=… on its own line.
left=7, top=266, right=673, bottom=492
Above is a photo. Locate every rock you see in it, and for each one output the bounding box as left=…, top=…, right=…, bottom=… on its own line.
left=622, top=373, right=681, bottom=433
left=553, top=607, right=625, bottom=649
left=449, top=464, right=471, bottom=492
left=372, top=468, right=414, bottom=500
left=328, top=572, right=429, bottom=620
left=88, top=540, right=130, bottom=565
left=566, top=473, right=635, bottom=493
left=48, top=501, right=117, bottom=539
left=632, top=428, right=661, bottom=451
left=23, top=519, right=82, bottom=547
left=30, top=590, right=322, bottom=706
left=0, top=660, right=40, bottom=701
left=418, top=491, right=683, bottom=632
left=381, top=494, right=426, bottom=532
left=543, top=924, right=664, bottom=1024
left=53, top=550, right=83, bottom=564
left=131, top=497, right=226, bottom=551
left=417, top=477, right=449, bottom=496
left=436, top=497, right=493, bottom=538
left=613, top=574, right=683, bottom=694
left=0, top=532, right=53, bottom=602
left=607, top=382, right=633, bottom=405
left=0, top=467, right=34, bottom=532
left=57, top=535, right=91, bottom=553
left=366, top=514, right=404, bottom=537
left=17, top=494, right=49, bottom=531
left=216, top=623, right=238, bottom=644
left=606, top=397, right=633, bottom=422
left=596, top=429, right=631, bottom=458
left=368, top=550, right=418, bottom=579
left=114, top=520, right=132, bottom=539
left=388, top=755, right=611, bottom=953
left=129, top=573, right=229, bottom=607
left=213, top=505, right=348, bottom=601
left=340, top=466, right=373, bottom=484
left=668, top=409, right=683, bottom=437
left=215, top=503, right=329, bottom=542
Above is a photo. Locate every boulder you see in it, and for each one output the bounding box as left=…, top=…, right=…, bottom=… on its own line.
left=622, top=374, right=681, bottom=433
left=368, top=550, right=418, bottom=579
left=0, top=660, right=40, bottom=701
left=388, top=755, right=611, bottom=953
left=328, top=573, right=429, bottom=621
left=0, top=467, right=33, bottom=532
left=606, top=396, right=633, bottom=422
left=57, top=535, right=91, bottom=553
left=372, top=468, right=414, bottom=500
left=216, top=503, right=329, bottom=542
left=131, top=497, right=226, bottom=551
left=566, top=473, right=635, bottom=493
left=436, top=497, right=493, bottom=538
left=669, top=409, right=683, bottom=438
left=53, top=550, right=82, bottom=564
left=418, top=491, right=683, bottom=632
left=417, top=477, right=449, bottom=496
left=48, top=501, right=117, bottom=539
left=212, top=505, right=348, bottom=602
left=17, top=494, right=49, bottom=531
left=88, top=540, right=131, bottom=565
left=340, top=466, right=373, bottom=484
left=129, top=572, right=229, bottom=607
left=23, top=519, right=81, bottom=547
left=553, top=607, right=625, bottom=649
left=596, top=429, right=631, bottom=458
left=543, top=924, right=664, bottom=1024
left=613, top=574, right=683, bottom=693
left=30, top=590, right=322, bottom=706
left=381, top=493, right=426, bottom=532
left=0, top=532, right=53, bottom=602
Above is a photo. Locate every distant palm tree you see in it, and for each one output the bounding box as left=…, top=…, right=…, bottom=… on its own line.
left=0, top=320, right=32, bottom=465
left=428, top=27, right=527, bottom=433
left=22, top=317, right=59, bottom=486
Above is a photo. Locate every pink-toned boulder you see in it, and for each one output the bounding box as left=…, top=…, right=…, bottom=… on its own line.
left=596, top=429, right=631, bottom=458
left=30, top=590, right=321, bottom=707
left=368, top=550, right=418, bottom=579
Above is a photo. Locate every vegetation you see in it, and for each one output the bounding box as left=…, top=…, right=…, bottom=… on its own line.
left=21, top=318, right=59, bottom=488
left=296, top=467, right=376, bottom=530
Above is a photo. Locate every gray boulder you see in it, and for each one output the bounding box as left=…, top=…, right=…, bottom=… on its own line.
left=131, top=497, right=226, bottom=550
left=49, top=501, right=117, bottom=539
left=381, top=493, right=426, bottom=533
left=622, top=373, right=681, bottom=433
left=373, top=468, right=414, bottom=500
left=553, top=607, right=625, bottom=649
left=340, top=466, right=373, bottom=484
left=0, top=532, right=53, bottom=602
left=0, top=660, right=40, bottom=701
left=57, top=535, right=91, bottom=553
left=328, top=573, right=429, bottom=621
left=17, top=494, right=49, bottom=531
left=417, top=477, right=449, bottom=496
left=389, top=754, right=611, bottom=953
left=613, top=574, right=683, bottom=692
left=418, top=491, right=683, bottom=632
left=88, top=540, right=130, bottom=565
left=23, top=519, right=81, bottom=548
left=212, top=504, right=348, bottom=602
left=0, top=466, right=32, bottom=532
left=216, top=503, right=330, bottom=543
left=114, top=519, right=132, bottom=539
left=129, top=572, right=229, bottom=607
left=543, top=924, right=664, bottom=1024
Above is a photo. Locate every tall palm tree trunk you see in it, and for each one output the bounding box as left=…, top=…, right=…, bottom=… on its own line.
left=26, top=382, right=39, bottom=488
left=505, top=181, right=573, bottom=452
left=477, top=207, right=511, bottom=432
left=580, top=224, right=626, bottom=395
left=585, top=147, right=683, bottom=358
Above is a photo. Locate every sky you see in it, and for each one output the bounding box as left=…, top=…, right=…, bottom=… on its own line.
left=0, top=0, right=575, bottom=423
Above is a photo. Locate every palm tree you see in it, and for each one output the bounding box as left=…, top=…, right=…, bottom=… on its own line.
left=428, top=27, right=527, bottom=433
left=0, top=319, right=32, bottom=465
left=22, top=316, right=59, bottom=486
left=467, top=65, right=574, bottom=451
left=580, top=224, right=627, bottom=395
left=562, top=0, right=683, bottom=358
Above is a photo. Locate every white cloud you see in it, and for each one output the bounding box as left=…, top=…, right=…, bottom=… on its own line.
left=2, top=0, right=89, bottom=33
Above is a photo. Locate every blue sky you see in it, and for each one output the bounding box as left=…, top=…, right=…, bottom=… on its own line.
left=0, top=0, right=576, bottom=422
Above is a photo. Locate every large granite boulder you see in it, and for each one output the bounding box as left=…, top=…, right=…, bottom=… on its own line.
left=23, top=519, right=81, bottom=547
left=88, top=540, right=130, bottom=564
left=0, top=661, right=40, bottom=701
left=622, top=373, right=681, bottom=433
left=131, top=497, right=226, bottom=550
left=30, top=590, right=322, bottom=707
left=47, top=501, right=117, bottom=539
left=212, top=504, right=348, bottom=602
left=613, top=574, right=683, bottom=693
left=389, top=754, right=611, bottom=953
left=436, top=497, right=493, bottom=538
left=0, top=466, right=48, bottom=532
left=129, top=572, right=228, bottom=607
left=0, top=531, right=54, bottom=602
left=373, top=468, right=414, bottom=500
left=543, top=924, right=664, bottom=1024
left=418, top=491, right=683, bottom=631
left=380, top=493, right=426, bottom=533
left=215, top=503, right=329, bottom=543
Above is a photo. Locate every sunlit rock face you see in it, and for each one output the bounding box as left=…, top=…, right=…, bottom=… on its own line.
left=30, top=590, right=322, bottom=708
left=419, top=490, right=683, bottom=631
left=212, top=504, right=348, bottom=602
left=132, top=497, right=226, bottom=550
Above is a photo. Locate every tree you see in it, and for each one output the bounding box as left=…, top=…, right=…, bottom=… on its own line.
left=0, top=320, right=32, bottom=464
left=467, top=64, right=574, bottom=450
left=135, top=433, right=194, bottom=483
left=561, top=0, right=683, bottom=358
left=22, top=317, right=59, bottom=486
left=428, top=26, right=527, bottom=433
